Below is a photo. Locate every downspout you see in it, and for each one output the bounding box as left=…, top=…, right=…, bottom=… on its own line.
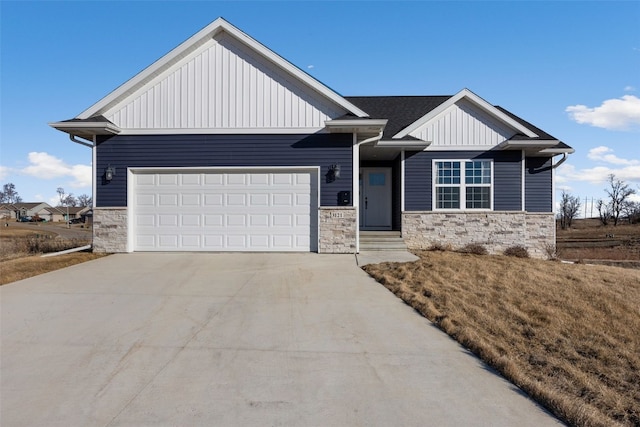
left=353, top=130, right=384, bottom=253
left=551, top=153, right=568, bottom=169
left=69, top=134, right=95, bottom=250
left=70, top=134, right=94, bottom=148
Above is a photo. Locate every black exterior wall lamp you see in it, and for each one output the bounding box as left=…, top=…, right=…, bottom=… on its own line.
left=105, top=165, right=116, bottom=181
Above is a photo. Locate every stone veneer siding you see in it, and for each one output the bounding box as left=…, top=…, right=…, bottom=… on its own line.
left=93, top=208, right=128, bottom=253
left=319, top=207, right=357, bottom=253
left=402, top=212, right=555, bottom=259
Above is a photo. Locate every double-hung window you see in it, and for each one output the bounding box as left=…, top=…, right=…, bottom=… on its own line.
left=434, top=160, right=492, bottom=210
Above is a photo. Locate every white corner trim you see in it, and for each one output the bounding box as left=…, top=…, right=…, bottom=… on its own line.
left=393, top=88, right=538, bottom=139
left=77, top=18, right=368, bottom=121
left=521, top=150, right=526, bottom=211
left=400, top=150, right=405, bottom=212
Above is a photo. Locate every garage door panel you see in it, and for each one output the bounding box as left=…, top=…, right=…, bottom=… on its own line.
left=159, top=194, right=178, bottom=206
left=181, top=235, right=201, bottom=247
left=158, top=235, right=179, bottom=247
left=133, top=169, right=317, bottom=252
left=159, top=174, right=179, bottom=185
left=181, top=174, right=201, bottom=185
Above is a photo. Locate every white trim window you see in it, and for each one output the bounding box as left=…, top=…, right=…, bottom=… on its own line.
left=433, top=160, right=493, bottom=210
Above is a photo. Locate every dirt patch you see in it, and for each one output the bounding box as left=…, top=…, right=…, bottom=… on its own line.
left=363, top=251, right=640, bottom=427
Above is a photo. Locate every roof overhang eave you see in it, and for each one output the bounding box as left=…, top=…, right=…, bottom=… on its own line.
left=49, top=121, right=122, bottom=139
left=497, top=139, right=560, bottom=150
left=324, top=118, right=388, bottom=135
left=496, top=139, right=575, bottom=156
left=375, top=139, right=431, bottom=150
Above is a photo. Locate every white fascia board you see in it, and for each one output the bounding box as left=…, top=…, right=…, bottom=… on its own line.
left=537, top=147, right=575, bottom=155
left=424, top=144, right=499, bottom=151
left=78, top=18, right=368, bottom=120
left=497, top=139, right=559, bottom=150
left=374, top=140, right=431, bottom=149
left=48, top=121, right=121, bottom=135
left=325, top=119, right=387, bottom=133
left=119, top=127, right=326, bottom=135
left=393, top=88, right=538, bottom=139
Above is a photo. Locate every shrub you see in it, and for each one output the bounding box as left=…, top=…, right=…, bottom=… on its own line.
left=428, top=242, right=448, bottom=251
left=458, top=243, right=488, bottom=255
left=504, top=245, right=529, bottom=258
left=543, top=242, right=558, bottom=261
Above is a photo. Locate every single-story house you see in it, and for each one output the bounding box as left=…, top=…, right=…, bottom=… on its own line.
left=50, top=18, right=572, bottom=257
left=42, top=206, right=65, bottom=222
left=1, top=203, right=52, bottom=220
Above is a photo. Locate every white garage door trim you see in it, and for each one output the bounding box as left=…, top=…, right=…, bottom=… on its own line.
left=127, top=166, right=320, bottom=252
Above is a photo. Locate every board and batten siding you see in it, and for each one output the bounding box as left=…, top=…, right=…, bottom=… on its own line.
left=106, top=33, right=346, bottom=130
left=525, top=157, right=553, bottom=212
left=95, top=134, right=352, bottom=208
left=409, top=99, right=516, bottom=147
left=404, top=150, right=522, bottom=211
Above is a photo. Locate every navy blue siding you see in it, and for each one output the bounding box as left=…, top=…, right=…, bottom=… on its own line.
left=96, top=134, right=353, bottom=207
left=404, top=150, right=522, bottom=211
left=525, top=157, right=553, bottom=212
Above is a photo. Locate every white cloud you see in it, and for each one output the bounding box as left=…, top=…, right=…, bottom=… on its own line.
left=307, top=65, right=314, bottom=69
left=557, top=162, right=640, bottom=185
left=566, top=95, right=640, bottom=131
left=0, top=165, right=10, bottom=181
left=624, top=86, right=636, bottom=92
left=20, top=152, right=92, bottom=188
left=587, top=146, right=639, bottom=166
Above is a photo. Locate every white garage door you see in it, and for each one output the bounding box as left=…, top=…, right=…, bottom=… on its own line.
left=132, top=168, right=318, bottom=252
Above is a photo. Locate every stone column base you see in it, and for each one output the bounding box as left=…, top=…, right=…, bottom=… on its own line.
left=93, top=207, right=128, bottom=253
left=318, top=207, right=357, bottom=253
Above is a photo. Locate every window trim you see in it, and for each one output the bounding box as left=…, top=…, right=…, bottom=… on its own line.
left=432, top=159, right=494, bottom=211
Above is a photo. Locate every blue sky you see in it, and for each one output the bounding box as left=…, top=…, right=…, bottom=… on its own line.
left=1, top=1, right=639, bottom=215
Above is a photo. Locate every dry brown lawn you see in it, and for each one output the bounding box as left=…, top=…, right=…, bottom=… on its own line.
left=0, top=224, right=104, bottom=285
left=0, top=252, right=107, bottom=285
left=363, top=251, right=640, bottom=427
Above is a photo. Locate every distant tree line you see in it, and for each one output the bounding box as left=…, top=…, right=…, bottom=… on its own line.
left=0, top=183, right=92, bottom=207
left=559, top=174, right=639, bottom=229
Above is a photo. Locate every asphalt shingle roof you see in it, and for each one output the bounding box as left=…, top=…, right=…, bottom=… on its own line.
left=345, top=96, right=451, bottom=139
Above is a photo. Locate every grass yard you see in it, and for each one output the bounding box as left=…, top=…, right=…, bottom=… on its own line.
left=0, top=252, right=107, bottom=285
left=363, top=251, right=640, bottom=427
left=0, top=224, right=104, bottom=285
left=557, top=219, right=640, bottom=264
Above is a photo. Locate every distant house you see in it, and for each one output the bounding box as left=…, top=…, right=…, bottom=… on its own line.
left=50, top=18, right=572, bottom=257
left=1, top=202, right=51, bottom=220
left=42, top=206, right=65, bottom=222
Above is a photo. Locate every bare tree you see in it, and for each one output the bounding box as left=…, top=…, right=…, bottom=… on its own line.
left=1, top=183, right=22, bottom=204
left=624, top=201, right=640, bottom=224
left=558, top=190, right=581, bottom=229
left=76, top=194, right=93, bottom=207
left=604, top=174, right=636, bottom=226
left=62, top=194, right=77, bottom=207
left=56, top=187, right=66, bottom=207
left=596, top=199, right=612, bottom=226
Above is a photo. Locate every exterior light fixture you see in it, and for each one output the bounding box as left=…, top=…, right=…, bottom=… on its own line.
left=330, top=164, right=341, bottom=179
left=105, top=165, right=116, bottom=181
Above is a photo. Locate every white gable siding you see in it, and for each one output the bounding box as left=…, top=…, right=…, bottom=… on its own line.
left=106, top=32, right=346, bottom=131
left=409, top=99, right=516, bottom=147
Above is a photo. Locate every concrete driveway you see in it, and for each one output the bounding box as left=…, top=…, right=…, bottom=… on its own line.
left=1, top=253, right=561, bottom=426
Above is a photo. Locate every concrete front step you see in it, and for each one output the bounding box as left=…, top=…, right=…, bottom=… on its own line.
left=359, top=230, right=408, bottom=251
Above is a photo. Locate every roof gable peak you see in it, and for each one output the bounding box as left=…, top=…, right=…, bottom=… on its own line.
left=393, top=88, right=538, bottom=139
left=77, top=17, right=367, bottom=121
